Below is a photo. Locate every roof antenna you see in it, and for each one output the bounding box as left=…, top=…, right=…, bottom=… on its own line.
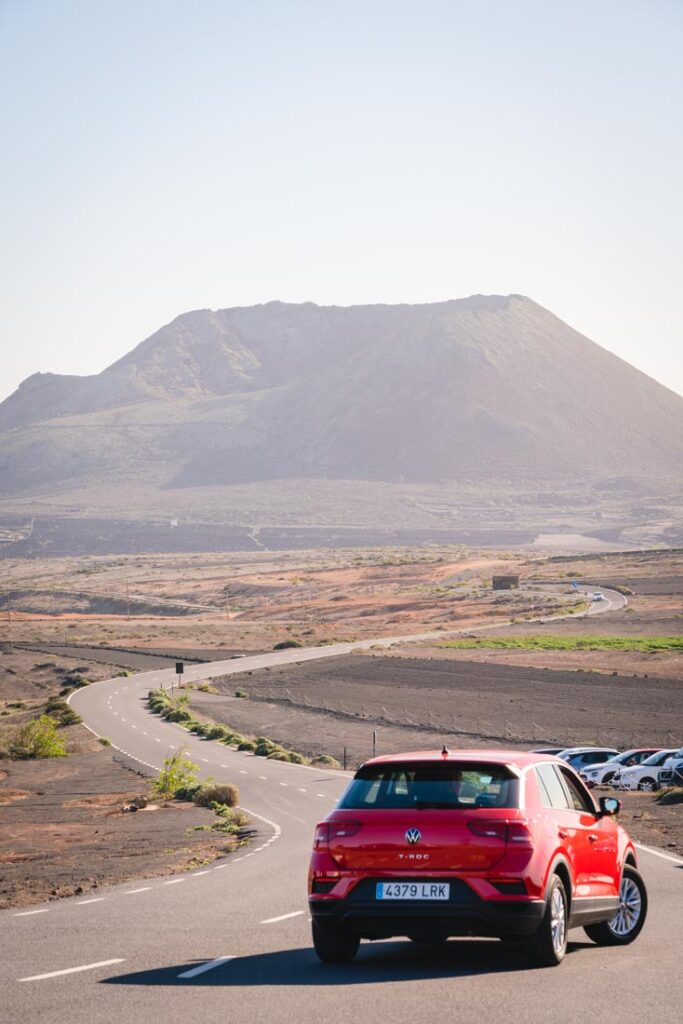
left=441, top=744, right=449, bottom=758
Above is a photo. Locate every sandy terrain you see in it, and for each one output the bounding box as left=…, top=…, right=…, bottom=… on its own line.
left=0, top=751, right=250, bottom=909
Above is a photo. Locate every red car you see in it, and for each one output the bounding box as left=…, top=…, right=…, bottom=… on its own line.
left=309, top=749, right=647, bottom=966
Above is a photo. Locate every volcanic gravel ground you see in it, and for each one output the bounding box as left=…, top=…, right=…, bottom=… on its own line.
left=189, top=654, right=682, bottom=763
left=0, top=751, right=245, bottom=909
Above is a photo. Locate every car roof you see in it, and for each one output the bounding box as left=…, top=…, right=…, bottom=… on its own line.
left=361, top=749, right=563, bottom=771
left=559, top=746, right=618, bottom=755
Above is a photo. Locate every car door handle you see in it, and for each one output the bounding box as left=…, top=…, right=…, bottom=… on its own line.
left=588, top=834, right=599, bottom=842
left=558, top=829, right=569, bottom=839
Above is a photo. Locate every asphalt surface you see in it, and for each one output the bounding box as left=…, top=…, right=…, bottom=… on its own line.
left=5, top=587, right=681, bottom=1024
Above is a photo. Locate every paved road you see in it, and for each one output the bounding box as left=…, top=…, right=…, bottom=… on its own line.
left=7, top=585, right=680, bottom=1024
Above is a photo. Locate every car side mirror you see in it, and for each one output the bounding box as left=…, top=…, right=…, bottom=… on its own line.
left=598, top=796, right=621, bottom=817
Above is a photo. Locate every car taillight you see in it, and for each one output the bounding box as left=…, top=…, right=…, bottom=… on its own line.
left=313, top=821, right=361, bottom=849
left=468, top=821, right=534, bottom=847
left=468, top=821, right=508, bottom=841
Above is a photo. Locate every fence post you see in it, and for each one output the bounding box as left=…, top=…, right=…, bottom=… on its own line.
left=343, top=747, right=347, bottom=771
left=372, top=730, right=377, bottom=758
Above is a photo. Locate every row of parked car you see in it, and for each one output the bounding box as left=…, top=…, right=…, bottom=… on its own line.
left=531, top=745, right=683, bottom=792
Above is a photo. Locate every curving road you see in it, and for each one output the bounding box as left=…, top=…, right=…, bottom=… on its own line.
left=5, top=585, right=681, bottom=1024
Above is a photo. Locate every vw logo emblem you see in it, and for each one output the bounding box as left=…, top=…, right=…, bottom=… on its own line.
left=405, top=827, right=421, bottom=845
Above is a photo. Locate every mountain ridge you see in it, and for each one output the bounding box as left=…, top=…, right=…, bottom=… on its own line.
left=1, top=295, right=681, bottom=500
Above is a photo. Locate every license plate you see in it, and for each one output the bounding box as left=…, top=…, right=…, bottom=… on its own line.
left=376, top=882, right=450, bottom=901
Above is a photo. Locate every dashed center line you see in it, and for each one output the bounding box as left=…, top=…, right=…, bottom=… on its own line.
left=164, top=878, right=185, bottom=885
left=279, top=782, right=288, bottom=787
left=177, top=956, right=235, bottom=979
left=261, top=910, right=305, bottom=925
left=14, top=908, right=49, bottom=917
left=77, top=898, right=105, bottom=905
left=125, top=887, right=151, bottom=895
left=239, top=770, right=247, bottom=775
left=19, top=959, right=125, bottom=983
left=299, top=788, right=307, bottom=793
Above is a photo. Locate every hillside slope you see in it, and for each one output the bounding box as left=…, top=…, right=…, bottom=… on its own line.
left=1, top=295, right=681, bottom=498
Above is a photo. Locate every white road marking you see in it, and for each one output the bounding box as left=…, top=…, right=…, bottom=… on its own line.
left=19, top=959, right=124, bottom=982
left=155, top=737, right=161, bottom=742
left=14, top=908, right=49, bottom=917
left=177, top=956, right=235, bottom=979
left=201, top=758, right=209, bottom=763
left=239, top=770, right=247, bottom=774
left=317, top=794, right=326, bottom=797
left=142, top=731, right=148, bottom=736
left=192, top=870, right=210, bottom=877
left=164, top=878, right=185, bottom=885
left=259, top=775, right=267, bottom=780
left=131, top=724, right=137, bottom=729
left=279, top=782, right=288, bottom=787
left=77, top=897, right=105, bottom=905
left=124, top=887, right=151, bottom=895
left=221, top=764, right=229, bottom=768
left=636, top=842, right=683, bottom=865
left=261, top=910, right=305, bottom=924
left=299, top=788, right=307, bottom=793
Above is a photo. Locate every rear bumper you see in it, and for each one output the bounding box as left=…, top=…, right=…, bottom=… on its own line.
left=309, top=878, right=545, bottom=940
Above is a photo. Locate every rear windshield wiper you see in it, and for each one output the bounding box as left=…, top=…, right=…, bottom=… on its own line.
left=414, top=801, right=461, bottom=810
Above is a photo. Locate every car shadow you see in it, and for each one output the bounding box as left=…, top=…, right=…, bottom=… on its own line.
left=102, top=939, right=594, bottom=987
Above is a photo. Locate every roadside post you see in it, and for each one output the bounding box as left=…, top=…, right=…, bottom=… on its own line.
left=372, top=729, right=377, bottom=758
left=174, top=661, right=183, bottom=694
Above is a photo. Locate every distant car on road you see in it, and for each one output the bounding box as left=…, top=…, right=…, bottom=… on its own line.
left=581, top=749, right=661, bottom=788
left=591, top=592, right=605, bottom=601
left=557, top=747, right=619, bottom=772
left=613, top=750, right=676, bottom=792
left=309, top=749, right=647, bottom=967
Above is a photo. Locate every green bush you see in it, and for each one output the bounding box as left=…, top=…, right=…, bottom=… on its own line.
left=98, top=736, right=112, bottom=747
left=208, top=804, right=249, bottom=833
left=152, top=750, right=199, bottom=798
left=273, top=639, right=303, bottom=650
left=220, top=733, right=245, bottom=746
left=44, top=695, right=83, bottom=727
left=237, top=740, right=256, bottom=752
left=5, top=715, right=68, bottom=759
left=206, top=725, right=228, bottom=740
left=234, top=689, right=248, bottom=699
left=312, top=754, right=342, bottom=768
left=266, top=748, right=291, bottom=762
left=193, top=783, right=239, bottom=808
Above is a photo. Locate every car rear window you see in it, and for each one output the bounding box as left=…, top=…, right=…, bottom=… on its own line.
left=338, top=762, right=519, bottom=810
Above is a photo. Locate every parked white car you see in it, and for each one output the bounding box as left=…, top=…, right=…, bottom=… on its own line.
left=658, top=747, right=683, bottom=788
left=613, top=750, right=676, bottom=792
left=556, top=747, right=619, bottom=772
left=581, top=748, right=662, bottom=788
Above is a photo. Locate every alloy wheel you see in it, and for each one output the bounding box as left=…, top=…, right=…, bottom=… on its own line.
left=608, top=876, right=642, bottom=937
left=550, top=885, right=566, bottom=954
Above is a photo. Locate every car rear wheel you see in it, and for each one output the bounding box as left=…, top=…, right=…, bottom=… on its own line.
left=584, top=866, right=647, bottom=946
left=637, top=777, right=657, bottom=792
left=528, top=875, right=568, bottom=967
left=312, top=920, right=360, bottom=964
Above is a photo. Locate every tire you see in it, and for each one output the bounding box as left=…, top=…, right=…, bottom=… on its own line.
left=311, top=920, right=360, bottom=964
left=584, top=866, right=647, bottom=946
left=602, top=771, right=615, bottom=784
left=528, top=875, right=568, bottom=967
left=637, top=777, right=657, bottom=793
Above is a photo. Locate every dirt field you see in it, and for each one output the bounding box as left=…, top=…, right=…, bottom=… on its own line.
left=0, top=750, right=250, bottom=910
left=188, top=652, right=682, bottom=767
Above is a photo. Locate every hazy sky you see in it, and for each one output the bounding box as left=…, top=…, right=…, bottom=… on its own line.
left=1, top=0, right=682, bottom=401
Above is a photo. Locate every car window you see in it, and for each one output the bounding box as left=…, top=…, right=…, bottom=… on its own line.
left=339, top=762, right=519, bottom=810
left=584, top=751, right=612, bottom=765
left=535, top=764, right=571, bottom=810
left=559, top=769, right=594, bottom=813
